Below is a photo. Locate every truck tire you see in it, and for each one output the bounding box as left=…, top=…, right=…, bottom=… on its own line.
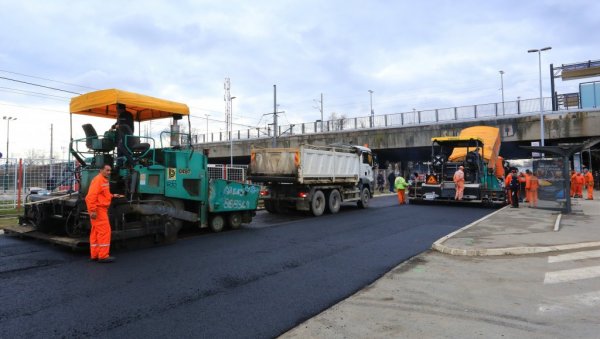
left=310, top=190, right=326, bottom=216
left=326, top=189, right=341, bottom=214
left=264, top=200, right=277, bottom=213
left=209, top=214, right=225, bottom=232
left=357, top=186, right=370, bottom=208
left=228, top=212, right=242, bottom=230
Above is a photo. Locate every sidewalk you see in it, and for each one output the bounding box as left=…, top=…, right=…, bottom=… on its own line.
left=433, top=193, right=600, bottom=256
left=281, top=191, right=600, bottom=338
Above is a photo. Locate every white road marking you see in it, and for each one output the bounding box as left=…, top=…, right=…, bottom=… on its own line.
left=548, top=249, right=600, bottom=263
left=538, top=290, right=600, bottom=313
left=544, top=265, right=600, bottom=284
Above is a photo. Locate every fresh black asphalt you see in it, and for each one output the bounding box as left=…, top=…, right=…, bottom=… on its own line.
left=0, top=195, right=492, bottom=338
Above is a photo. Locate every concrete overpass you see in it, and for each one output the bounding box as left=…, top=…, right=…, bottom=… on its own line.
left=199, top=108, right=600, bottom=164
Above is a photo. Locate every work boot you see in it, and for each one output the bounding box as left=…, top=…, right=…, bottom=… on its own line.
left=97, top=256, right=116, bottom=263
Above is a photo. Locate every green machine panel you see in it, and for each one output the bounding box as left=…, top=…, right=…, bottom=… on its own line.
left=208, top=179, right=260, bottom=213
left=137, top=165, right=165, bottom=195
left=164, top=150, right=207, bottom=202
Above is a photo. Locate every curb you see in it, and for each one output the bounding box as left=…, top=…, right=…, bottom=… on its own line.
left=431, top=206, right=600, bottom=256
left=431, top=205, right=508, bottom=253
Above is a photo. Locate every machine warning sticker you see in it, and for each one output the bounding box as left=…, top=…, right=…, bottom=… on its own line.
left=167, top=168, right=177, bottom=180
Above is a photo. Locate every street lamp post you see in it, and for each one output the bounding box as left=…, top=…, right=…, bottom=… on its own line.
left=368, top=90, right=374, bottom=127
left=204, top=114, right=210, bottom=143
left=528, top=46, right=552, bottom=147
left=230, top=97, right=236, bottom=166
left=3, top=116, right=16, bottom=192
left=499, top=70, right=505, bottom=115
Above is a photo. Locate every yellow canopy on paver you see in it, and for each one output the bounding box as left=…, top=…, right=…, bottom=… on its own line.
left=432, top=126, right=501, bottom=169
left=70, top=88, right=189, bottom=122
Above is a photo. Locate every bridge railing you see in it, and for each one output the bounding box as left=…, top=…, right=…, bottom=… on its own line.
left=195, top=97, right=555, bottom=144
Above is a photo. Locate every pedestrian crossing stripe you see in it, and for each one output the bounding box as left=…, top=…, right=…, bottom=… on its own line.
left=544, top=265, right=600, bottom=284
left=538, top=290, right=600, bottom=313
left=548, top=249, right=600, bottom=263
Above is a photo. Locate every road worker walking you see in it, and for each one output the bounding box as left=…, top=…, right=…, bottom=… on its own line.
left=85, top=164, right=123, bottom=263
left=570, top=170, right=577, bottom=198
left=504, top=172, right=513, bottom=205
left=526, top=170, right=539, bottom=208
left=584, top=168, right=594, bottom=200
left=394, top=175, right=409, bottom=205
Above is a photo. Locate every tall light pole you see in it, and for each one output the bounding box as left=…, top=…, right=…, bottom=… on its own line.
left=499, top=70, right=505, bottom=115
left=3, top=116, right=16, bottom=192
left=204, top=114, right=210, bottom=143
left=368, top=90, right=374, bottom=127
left=528, top=46, right=552, bottom=146
left=230, top=96, right=236, bottom=166
left=3, top=116, right=16, bottom=163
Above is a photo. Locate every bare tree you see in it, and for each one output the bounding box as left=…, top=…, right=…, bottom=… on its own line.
left=23, top=149, right=48, bottom=166
left=328, top=112, right=347, bottom=131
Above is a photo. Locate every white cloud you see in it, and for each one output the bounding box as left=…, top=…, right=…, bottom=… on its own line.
left=1, top=0, right=599, bottom=158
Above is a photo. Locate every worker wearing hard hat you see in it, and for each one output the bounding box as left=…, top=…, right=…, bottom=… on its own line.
left=453, top=166, right=465, bottom=201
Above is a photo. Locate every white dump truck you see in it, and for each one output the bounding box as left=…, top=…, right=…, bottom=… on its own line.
left=249, top=144, right=375, bottom=216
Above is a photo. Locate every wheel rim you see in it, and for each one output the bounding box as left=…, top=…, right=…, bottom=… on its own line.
left=210, top=215, right=225, bottom=232
left=311, top=190, right=326, bottom=216
left=360, top=188, right=369, bottom=207
left=328, top=190, right=341, bottom=214
left=228, top=213, right=242, bottom=229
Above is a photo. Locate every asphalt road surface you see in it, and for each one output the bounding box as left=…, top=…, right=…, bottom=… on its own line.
left=0, top=196, right=492, bottom=338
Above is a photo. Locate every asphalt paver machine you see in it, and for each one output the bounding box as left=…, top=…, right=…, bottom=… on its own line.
left=416, top=126, right=506, bottom=205
left=18, top=89, right=259, bottom=247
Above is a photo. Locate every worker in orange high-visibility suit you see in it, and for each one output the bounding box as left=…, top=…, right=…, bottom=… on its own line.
left=575, top=172, right=585, bottom=198
left=85, top=164, right=123, bottom=263
left=504, top=173, right=513, bottom=205
left=583, top=168, right=594, bottom=200
left=571, top=172, right=576, bottom=197
left=521, top=170, right=531, bottom=202
left=453, top=166, right=465, bottom=200
left=526, top=170, right=539, bottom=208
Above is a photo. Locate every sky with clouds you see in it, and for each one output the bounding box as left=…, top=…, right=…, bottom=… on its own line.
left=1, top=0, right=598, bottom=159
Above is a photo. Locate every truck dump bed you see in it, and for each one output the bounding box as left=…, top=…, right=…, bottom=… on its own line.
left=250, top=145, right=360, bottom=184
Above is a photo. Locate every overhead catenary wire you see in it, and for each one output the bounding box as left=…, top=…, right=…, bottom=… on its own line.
left=0, top=69, right=98, bottom=90
left=0, top=76, right=82, bottom=95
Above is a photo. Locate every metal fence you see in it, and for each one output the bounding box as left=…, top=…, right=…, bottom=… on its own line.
left=0, top=158, right=77, bottom=210
left=194, top=97, right=558, bottom=144
left=207, top=164, right=248, bottom=182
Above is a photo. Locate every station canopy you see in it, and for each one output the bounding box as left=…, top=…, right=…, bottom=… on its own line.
left=560, top=59, right=600, bottom=80
left=70, top=88, right=190, bottom=122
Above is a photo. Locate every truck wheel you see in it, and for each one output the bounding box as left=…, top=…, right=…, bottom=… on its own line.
left=327, top=190, right=341, bottom=214
left=209, top=214, right=225, bottom=232
left=163, top=219, right=179, bottom=244
left=357, top=187, right=370, bottom=208
left=310, top=190, right=326, bottom=216
left=264, top=200, right=277, bottom=214
left=228, top=212, right=242, bottom=230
